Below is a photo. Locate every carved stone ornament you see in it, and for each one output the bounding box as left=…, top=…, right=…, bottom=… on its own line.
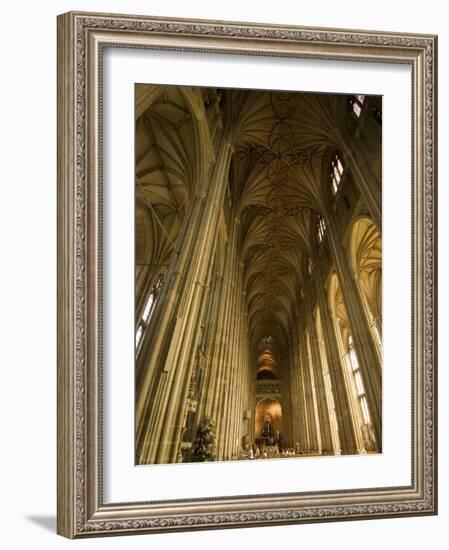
left=57, top=11, right=437, bottom=538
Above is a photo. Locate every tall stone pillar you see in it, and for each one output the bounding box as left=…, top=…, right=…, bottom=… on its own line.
left=297, top=320, right=320, bottom=453
left=225, top=275, right=250, bottom=460
left=233, top=283, right=250, bottom=458
left=314, top=307, right=341, bottom=454
left=339, top=133, right=381, bottom=231
left=245, top=333, right=255, bottom=446
left=281, top=362, right=294, bottom=449
left=136, top=129, right=234, bottom=464
left=287, top=351, right=300, bottom=448
left=290, top=328, right=309, bottom=452
left=325, top=210, right=382, bottom=449
left=169, top=245, right=217, bottom=463
left=314, top=263, right=362, bottom=454
left=211, top=220, right=238, bottom=459
left=304, top=291, right=335, bottom=454
left=218, top=249, right=241, bottom=459
left=228, top=267, right=245, bottom=460
left=195, top=268, right=224, bottom=424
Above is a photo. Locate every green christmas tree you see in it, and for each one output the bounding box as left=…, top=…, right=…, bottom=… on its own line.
left=192, top=416, right=216, bottom=462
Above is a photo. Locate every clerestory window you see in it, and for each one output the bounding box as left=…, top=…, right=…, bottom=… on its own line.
left=317, top=214, right=327, bottom=243
left=347, top=335, right=371, bottom=424
left=350, top=94, right=365, bottom=117
left=136, top=274, right=164, bottom=351
left=330, top=153, right=344, bottom=196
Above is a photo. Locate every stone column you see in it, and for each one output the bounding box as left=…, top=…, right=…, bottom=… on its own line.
left=339, top=132, right=381, bottom=231
left=169, top=245, right=217, bottom=463
left=208, top=216, right=240, bottom=459
left=290, top=328, right=309, bottom=452
left=314, top=263, right=362, bottom=454
left=218, top=252, right=242, bottom=459
left=136, top=129, right=234, bottom=464
left=223, top=259, right=248, bottom=462
left=244, top=331, right=255, bottom=445
left=304, top=291, right=335, bottom=454
left=297, top=320, right=320, bottom=453
left=233, top=283, right=250, bottom=458
left=227, top=280, right=250, bottom=459
left=280, top=364, right=294, bottom=450
left=314, top=307, right=341, bottom=454
left=195, top=267, right=224, bottom=423
left=325, top=210, right=382, bottom=449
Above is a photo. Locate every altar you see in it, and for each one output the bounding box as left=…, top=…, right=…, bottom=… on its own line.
left=254, top=413, right=282, bottom=455
left=255, top=437, right=281, bottom=455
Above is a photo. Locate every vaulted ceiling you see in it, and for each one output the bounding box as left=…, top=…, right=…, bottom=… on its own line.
left=229, top=90, right=343, bottom=361
left=136, top=86, right=197, bottom=267
left=136, top=86, right=347, bottom=376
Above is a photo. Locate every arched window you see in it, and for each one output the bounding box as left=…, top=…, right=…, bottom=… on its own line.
left=317, top=214, right=327, bottom=243
left=260, top=335, right=273, bottom=346
left=328, top=273, right=376, bottom=453
left=330, top=153, right=344, bottom=196
left=349, top=94, right=365, bottom=117
left=347, top=336, right=370, bottom=424
left=136, top=274, right=164, bottom=350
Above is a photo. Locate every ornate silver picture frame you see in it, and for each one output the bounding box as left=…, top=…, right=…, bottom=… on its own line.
left=57, top=11, right=437, bottom=538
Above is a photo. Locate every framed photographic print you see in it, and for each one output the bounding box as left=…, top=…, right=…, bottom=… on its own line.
left=57, top=11, right=437, bottom=538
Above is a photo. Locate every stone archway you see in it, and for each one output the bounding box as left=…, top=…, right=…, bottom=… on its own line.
left=349, top=216, right=382, bottom=347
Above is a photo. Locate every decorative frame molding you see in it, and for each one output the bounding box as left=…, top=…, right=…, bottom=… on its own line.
left=57, top=11, right=437, bottom=538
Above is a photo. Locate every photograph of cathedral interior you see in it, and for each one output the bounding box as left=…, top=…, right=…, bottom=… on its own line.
left=135, top=84, right=382, bottom=465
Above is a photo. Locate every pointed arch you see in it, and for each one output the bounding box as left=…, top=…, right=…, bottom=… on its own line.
left=349, top=216, right=382, bottom=347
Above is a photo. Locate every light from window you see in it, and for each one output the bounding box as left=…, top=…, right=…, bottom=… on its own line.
left=136, top=325, right=143, bottom=348
left=347, top=335, right=370, bottom=423
left=331, top=154, right=344, bottom=196
left=360, top=396, right=370, bottom=424
left=142, top=293, right=155, bottom=322
left=351, top=94, right=365, bottom=117
left=337, top=157, right=343, bottom=174
left=261, top=335, right=273, bottom=346
left=135, top=274, right=164, bottom=351
left=317, top=215, right=327, bottom=243
left=354, top=370, right=364, bottom=395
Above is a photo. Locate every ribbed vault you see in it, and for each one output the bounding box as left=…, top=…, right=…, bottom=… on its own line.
left=136, top=86, right=201, bottom=267
left=228, top=90, right=344, bottom=365
left=134, top=84, right=383, bottom=464
left=135, top=86, right=349, bottom=380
